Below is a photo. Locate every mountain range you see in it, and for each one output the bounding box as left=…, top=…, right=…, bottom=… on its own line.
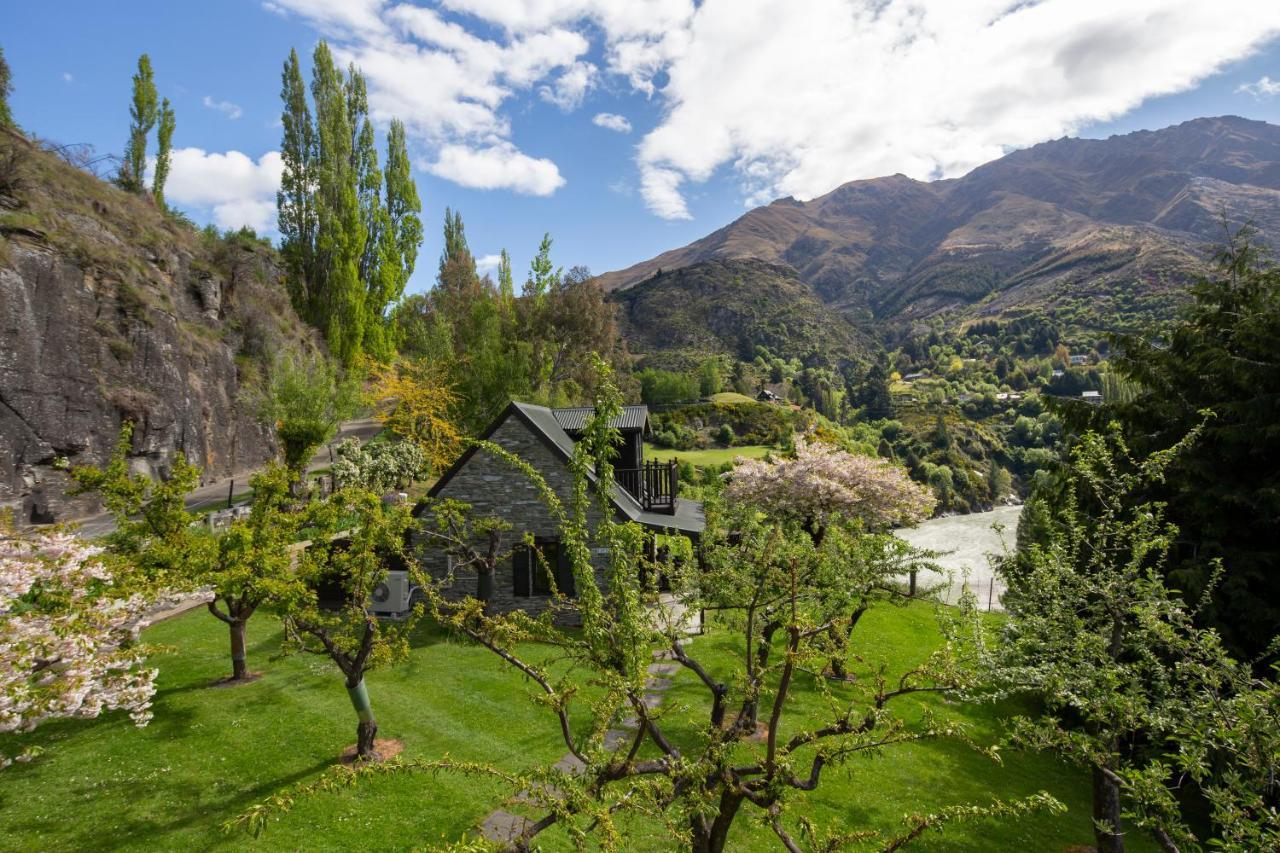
left=600, top=116, right=1280, bottom=353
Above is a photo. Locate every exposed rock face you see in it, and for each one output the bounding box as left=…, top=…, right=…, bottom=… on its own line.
left=0, top=131, right=315, bottom=524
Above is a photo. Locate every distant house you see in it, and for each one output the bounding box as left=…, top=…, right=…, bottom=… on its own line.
left=413, top=402, right=704, bottom=618
left=1081, top=390, right=1102, bottom=404
left=995, top=392, right=1023, bottom=402
left=757, top=388, right=782, bottom=403
left=1069, top=355, right=1089, bottom=366
left=902, top=372, right=926, bottom=382
left=1052, top=369, right=1065, bottom=379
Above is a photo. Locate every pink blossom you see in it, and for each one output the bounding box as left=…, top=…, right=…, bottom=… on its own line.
left=724, top=439, right=935, bottom=529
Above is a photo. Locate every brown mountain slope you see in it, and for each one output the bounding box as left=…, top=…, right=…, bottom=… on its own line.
left=597, top=116, right=1280, bottom=327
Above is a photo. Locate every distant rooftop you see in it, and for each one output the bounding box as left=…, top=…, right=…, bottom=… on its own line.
left=552, top=405, right=649, bottom=432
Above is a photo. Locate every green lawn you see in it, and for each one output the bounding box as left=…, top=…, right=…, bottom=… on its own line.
left=708, top=391, right=757, bottom=405
left=0, top=604, right=1145, bottom=851
left=645, top=443, right=775, bottom=467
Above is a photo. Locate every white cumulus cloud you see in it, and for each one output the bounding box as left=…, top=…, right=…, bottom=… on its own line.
left=592, top=112, right=632, bottom=133
left=202, top=96, right=244, bottom=120
left=1237, top=75, right=1280, bottom=98
left=425, top=142, right=565, bottom=195
left=539, top=60, right=597, bottom=110
left=475, top=253, right=504, bottom=272
left=163, top=147, right=283, bottom=232
left=265, top=0, right=1280, bottom=217
left=631, top=0, right=1280, bottom=218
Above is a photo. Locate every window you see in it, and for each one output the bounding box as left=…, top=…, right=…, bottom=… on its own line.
left=532, top=539, right=556, bottom=596
left=511, top=538, right=574, bottom=598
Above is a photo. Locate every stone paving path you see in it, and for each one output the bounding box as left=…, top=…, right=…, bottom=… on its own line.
left=479, top=596, right=700, bottom=846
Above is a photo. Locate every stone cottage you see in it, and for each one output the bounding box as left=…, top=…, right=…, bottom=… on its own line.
left=412, top=401, right=704, bottom=617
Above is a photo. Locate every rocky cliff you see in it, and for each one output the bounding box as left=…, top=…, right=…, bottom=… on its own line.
left=0, top=128, right=318, bottom=524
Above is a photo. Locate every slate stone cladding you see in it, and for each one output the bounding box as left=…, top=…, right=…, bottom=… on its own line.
left=417, top=414, right=609, bottom=620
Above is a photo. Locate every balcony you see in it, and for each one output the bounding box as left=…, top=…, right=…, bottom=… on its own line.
left=616, top=459, right=679, bottom=514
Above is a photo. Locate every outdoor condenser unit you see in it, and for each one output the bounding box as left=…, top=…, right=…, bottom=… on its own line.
left=370, top=571, right=422, bottom=619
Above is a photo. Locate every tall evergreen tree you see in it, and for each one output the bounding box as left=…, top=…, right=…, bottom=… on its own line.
left=311, top=41, right=366, bottom=366
left=151, top=98, right=175, bottom=208
left=278, top=48, right=318, bottom=322
left=122, top=54, right=157, bottom=193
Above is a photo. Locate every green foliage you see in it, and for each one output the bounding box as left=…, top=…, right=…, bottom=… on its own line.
left=330, top=437, right=428, bottom=494
left=256, top=350, right=361, bottom=473
left=0, top=45, right=13, bottom=128
left=151, top=99, right=174, bottom=208
left=277, top=43, right=421, bottom=366
left=1055, top=227, right=1280, bottom=662
left=998, top=426, right=1264, bottom=851
left=270, top=488, right=421, bottom=759
left=278, top=47, right=318, bottom=320
left=68, top=422, right=206, bottom=590
left=396, top=214, right=621, bottom=432
left=637, top=367, right=698, bottom=405
left=121, top=55, right=157, bottom=193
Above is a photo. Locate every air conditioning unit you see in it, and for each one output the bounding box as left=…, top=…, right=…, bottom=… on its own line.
left=369, top=570, right=423, bottom=619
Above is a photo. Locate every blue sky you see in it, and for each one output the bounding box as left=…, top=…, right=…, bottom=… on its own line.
left=6, top=1, right=1280, bottom=296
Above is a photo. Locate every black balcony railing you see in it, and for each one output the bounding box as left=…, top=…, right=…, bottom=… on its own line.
left=616, top=459, right=679, bottom=514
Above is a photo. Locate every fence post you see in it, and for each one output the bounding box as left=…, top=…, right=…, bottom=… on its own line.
left=909, top=570, right=917, bottom=597
left=227, top=479, right=234, bottom=509
left=987, top=577, right=994, bottom=611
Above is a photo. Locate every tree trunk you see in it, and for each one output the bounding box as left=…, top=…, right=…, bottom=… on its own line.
left=348, top=678, right=379, bottom=760
left=477, top=568, right=494, bottom=615
left=828, top=606, right=867, bottom=681
left=1092, top=765, right=1124, bottom=853
left=690, top=790, right=745, bottom=853
left=229, top=619, right=248, bottom=680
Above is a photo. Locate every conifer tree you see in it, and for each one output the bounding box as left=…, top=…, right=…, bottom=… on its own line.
left=278, top=48, right=318, bottom=322
left=151, top=98, right=175, bottom=208
left=122, top=54, right=157, bottom=193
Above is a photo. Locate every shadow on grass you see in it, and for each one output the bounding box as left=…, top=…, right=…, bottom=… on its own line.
left=4, top=756, right=338, bottom=852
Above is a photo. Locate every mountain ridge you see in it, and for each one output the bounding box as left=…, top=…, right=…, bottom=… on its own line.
left=597, top=116, right=1280, bottom=332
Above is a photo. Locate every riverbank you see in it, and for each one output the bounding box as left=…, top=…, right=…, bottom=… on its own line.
left=894, top=505, right=1022, bottom=611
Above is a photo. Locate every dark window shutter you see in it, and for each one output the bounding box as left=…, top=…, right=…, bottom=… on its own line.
left=512, top=545, right=530, bottom=597
left=555, top=543, right=575, bottom=598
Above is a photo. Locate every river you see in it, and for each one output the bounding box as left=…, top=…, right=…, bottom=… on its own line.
left=893, top=505, right=1022, bottom=611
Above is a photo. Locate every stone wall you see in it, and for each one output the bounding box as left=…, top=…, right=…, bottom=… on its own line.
left=418, top=413, right=610, bottom=619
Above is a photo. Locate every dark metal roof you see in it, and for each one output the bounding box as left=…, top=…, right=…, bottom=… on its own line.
left=552, top=405, right=649, bottom=433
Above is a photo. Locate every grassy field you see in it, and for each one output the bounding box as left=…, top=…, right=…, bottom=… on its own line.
left=0, top=604, right=1146, bottom=851
left=644, top=443, right=775, bottom=467
left=708, top=392, right=758, bottom=405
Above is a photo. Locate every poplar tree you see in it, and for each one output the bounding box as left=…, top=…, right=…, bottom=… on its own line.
left=370, top=119, right=422, bottom=359
left=151, top=98, right=175, bottom=208
left=276, top=46, right=421, bottom=364
left=496, top=248, right=514, bottom=304
left=311, top=42, right=366, bottom=366
left=122, top=54, right=157, bottom=193
left=278, top=48, right=318, bottom=322
left=0, top=46, right=13, bottom=128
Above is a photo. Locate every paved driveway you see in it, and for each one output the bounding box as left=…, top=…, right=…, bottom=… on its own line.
left=72, top=418, right=383, bottom=539
left=893, top=505, right=1022, bottom=611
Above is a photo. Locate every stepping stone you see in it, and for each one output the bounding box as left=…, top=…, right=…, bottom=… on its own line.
left=641, top=692, right=664, bottom=710
left=515, top=784, right=564, bottom=804
left=652, top=648, right=676, bottom=660
left=620, top=715, right=639, bottom=728
left=646, top=677, right=673, bottom=691
left=481, top=809, right=530, bottom=843
left=603, top=729, right=631, bottom=750
left=647, top=662, right=679, bottom=677
left=553, top=753, right=586, bottom=775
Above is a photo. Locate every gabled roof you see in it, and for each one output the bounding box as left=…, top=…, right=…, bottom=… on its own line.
left=421, top=402, right=703, bottom=536
left=552, top=404, right=649, bottom=433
